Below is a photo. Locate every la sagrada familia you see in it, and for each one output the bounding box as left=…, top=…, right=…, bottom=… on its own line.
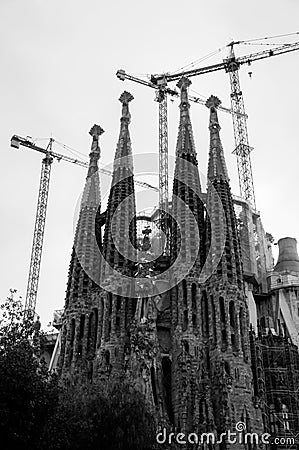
left=56, top=77, right=299, bottom=448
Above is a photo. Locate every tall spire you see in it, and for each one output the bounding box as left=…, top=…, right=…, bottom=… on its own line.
left=65, top=125, right=103, bottom=307
left=60, top=125, right=103, bottom=373
left=203, top=96, right=263, bottom=438
left=170, top=77, right=206, bottom=433
left=205, top=95, right=242, bottom=285
left=97, top=92, right=137, bottom=376
left=102, top=91, right=136, bottom=278
left=206, top=95, right=229, bottom=181
left=175, top=76, right=197, bottom=161
left=171, top=77, right=204, bottom=266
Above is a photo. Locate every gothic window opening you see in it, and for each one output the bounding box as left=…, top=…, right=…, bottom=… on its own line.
left=269, top=404, right=278, bottom=434
left=192, top=283, right=197, bottom=330
left=220, top=297, right=227, bottom=350
left=229, top=301, right=235, bottom=327
left=87, top=309, right=98, bottom=355
left=116, top=294, right=121, bottom=333
left=220, top=297, right=226, bottom=324
left=282, top=404, right=290, bottom=431
left=201, top=291, right=209, bottom=338
left=93, top=308, right=98, bottom=351
left=79, top=314, right=85, bottom=340
left=211, top=295, right=217, bottom=345
left=162, top=357, right=173, bottom=424
left=239, top=307, right=247, bottom=361
left=107, top=293, right=113, bottom=340
left=69, top=318, right=76, bottom=363
left=105, top=349, right=110, bottom=366
left=182, top=280, right=188, bottom=331
left=78, top=314, right=85, bottom=357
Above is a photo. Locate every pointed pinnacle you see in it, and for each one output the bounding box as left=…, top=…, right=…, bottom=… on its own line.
left=176, top=76, right=192, bottom=90
left=206, top=95, right=221, bottom=130
left=119, top=91, right=134, bottom=105
left=119, top=91, right=134, bottom=124
left=205, top=95, right=221, bottom=110
left=89, top=124, right=104, bottom=138
left=177, top=77, right=191, bottom=109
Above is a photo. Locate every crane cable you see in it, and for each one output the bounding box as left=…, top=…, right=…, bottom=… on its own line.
left=169, top=45, right=227, bottom=75
left=236, top=31, right=299, bottom=45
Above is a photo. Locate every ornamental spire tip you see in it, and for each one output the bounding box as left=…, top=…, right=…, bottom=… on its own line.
left=119, top=91, right=134, bottom=105
left=205, top=95, right=221, bottom=110
left=176, top=76, right=192, bottom=90
left=89, top=124, right=104, bottom=138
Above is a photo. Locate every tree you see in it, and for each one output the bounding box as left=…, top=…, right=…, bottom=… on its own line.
left=0, top=290, right=159, bottom=449
left=0, top=290, right=58, bottom=450
left=40, top=374, right=158, bottom=450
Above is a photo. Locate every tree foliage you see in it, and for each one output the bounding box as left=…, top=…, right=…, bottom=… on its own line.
left=0, top=290, right=58, bottom=450
left=40, top=375, right=158, bottom=450
left=0, top=290, right=158, bottom=450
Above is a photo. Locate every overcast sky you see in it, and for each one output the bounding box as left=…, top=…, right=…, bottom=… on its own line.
left=1, top=0, right=298, bottom=328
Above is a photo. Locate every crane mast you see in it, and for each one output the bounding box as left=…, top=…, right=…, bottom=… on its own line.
left=226, top=46, right=256, bottom=209
left=26, top=145, right=53, bottom=319
left=156, top=81, right=169, bottom=254
left=151, top=38, right=299, bottom=209
left=116, top=69, right=239, bottom=255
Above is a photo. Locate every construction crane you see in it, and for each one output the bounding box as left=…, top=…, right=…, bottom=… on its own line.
left=10, top=134, right=158, bottom=320
left=149, top=38, right=299, bottom=210
left=116, top=70, right=242, bottom=256
left=116, top=70, right=244, bottom=211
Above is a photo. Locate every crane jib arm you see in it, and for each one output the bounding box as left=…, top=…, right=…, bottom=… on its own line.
left=152, top=40, right=299, bottom=83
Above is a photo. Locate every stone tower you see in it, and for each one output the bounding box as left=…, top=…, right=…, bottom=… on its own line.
left=170, top=76, right=210, bottom=434
left=58, top=88, right=269, bottom=446
left=96, top=91, right=137, bottom=375
left=203, top=95, right=263, bottom=439
left=59, top=124, right=104, bottom=375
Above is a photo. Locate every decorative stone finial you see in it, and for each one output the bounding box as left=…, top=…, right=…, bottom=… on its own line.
left=205, top=95, right=221, bottom=110
left=89, top=124, right=104, bottom=157
left=177, top=77, right=191, bottom=114
left=119, top=91, right=134, bottom=124
left=176, top=76, right=192, bottom=90
left=119, top=91, right=134, bottom=105
left=89, top=124, right=104, bottom=139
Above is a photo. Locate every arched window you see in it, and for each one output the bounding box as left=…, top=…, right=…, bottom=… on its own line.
left=220, top=297, right=226, bottom=324
left=282, top=404, right=290, bottom=431
left=229, top=301, right=235, bottom=327
left=269, top=404, right=278, bottom=434
left=219, top=297, right=227, bottom=350
left=69, top=318, right=75, bottom=363
left=162, top=357, right=173, bottom=423
left=104, top=349, right=110, bottom=367
left=192, top=283, right=197, bottom=329
left=107, top=292, right=113, bottom=340
left=87, top=309, right=98, bottom=355
left=239, top=307, right=247, bottom=361
left=93, top=308, right=98, bottom=351
left=78, top=314, right=85, bottom=357
left=182, top=280, right=188, bottom=331
left=182, top=280, right=187, bottom=308
left=211, top=295, right=217, bottom=344
left=201, top=291, right=209, bottom=338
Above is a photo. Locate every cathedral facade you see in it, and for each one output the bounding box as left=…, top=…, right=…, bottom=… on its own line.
left=57, top=77, right=299, bottom=448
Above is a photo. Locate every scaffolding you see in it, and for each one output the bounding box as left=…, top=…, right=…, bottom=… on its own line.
left=251, top=328, right=299, bottom=448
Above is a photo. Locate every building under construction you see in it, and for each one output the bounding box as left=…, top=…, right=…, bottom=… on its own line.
left=43, top=73, right=299, bottom=450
